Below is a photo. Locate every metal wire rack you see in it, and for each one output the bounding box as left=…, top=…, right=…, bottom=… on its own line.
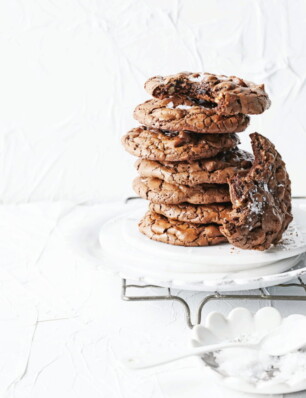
left=122, top=277, right=306, bottom=328
left=122, top=196, right=306, bottom=328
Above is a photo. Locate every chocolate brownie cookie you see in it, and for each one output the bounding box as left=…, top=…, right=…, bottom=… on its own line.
left=134, top=98, right=250, bottom=134
left=150, top=203, right=232, bottom=224
left=133, top=177, right=230, bottom=204
left=139, top=211, right=228, bottom=246
left=220, top=133, right=292, bottom=251
left=145, top=72, right=271, bottom=115
left=122, top=126, right=240, bottom=162
left=135, top=148, right=253, bottom=186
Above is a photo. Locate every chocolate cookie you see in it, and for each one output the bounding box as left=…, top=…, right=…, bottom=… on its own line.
left=133, top=177, right=230, bottom=204
left=134, top=98, right=250, bottom=134
left=150, top=203, right=232, bottom=224
left=139, top=211, right=228, bottom=246
left=145, top=72, right=271, bottom=115
left=122, top=126, right=240, bottom=162
left=220, top=133, right=292, bottom=251
left=135, top=148, right=253, bottom=186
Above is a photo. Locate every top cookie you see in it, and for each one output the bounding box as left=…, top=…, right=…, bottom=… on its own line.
left=220, top=133, right=292, bottom=251
left=145, top=72, right=271, bottom=115
left=134, top=97, right=250, bottom=134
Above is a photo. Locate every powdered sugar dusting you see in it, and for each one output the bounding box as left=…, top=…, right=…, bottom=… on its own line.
left=176, top=104, right=193, bottom=110
left=213, top=347, right=306, bottom=386
left=188, top=73, right=205, bottom=83
left=248, top=200, right=264, bottom=215
left=248, top=189, right=266, bottom=215
left=166, top=102, right=193, bottom=110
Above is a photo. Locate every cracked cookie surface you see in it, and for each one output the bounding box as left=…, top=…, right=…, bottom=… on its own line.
left=220, top=133, right=292, bottom=250
left=150, top=203, right=232, bottom=224
left=145, top=72, right=271, bottom=115
left=133, top=176, right=230, bottom=204
left=122, top=126, right=240, bottom=161
left=136, top=148, right=253, bottom=186
left=139, top=211, right=228, bottom=246
left=134, top=98, right=250, bottom=134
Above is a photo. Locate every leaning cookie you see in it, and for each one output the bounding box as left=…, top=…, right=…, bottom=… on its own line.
left=150, top=203, right=232, bottom=224
left=122, top=126, right=240, bottom=162
left=136, top=148, right=253, bottom=186
left=145, top=72, right=271, bottom=115
left=220, top=133, right=292, bottom=251
left=133, top=177, right=230, bottom=205
left=134, top=98, right=250, bottom=134
left=139, top=211, right=228, bottom=246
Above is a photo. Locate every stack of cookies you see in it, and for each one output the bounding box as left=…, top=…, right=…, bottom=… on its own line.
left=122, top=72, right=292, bottom=251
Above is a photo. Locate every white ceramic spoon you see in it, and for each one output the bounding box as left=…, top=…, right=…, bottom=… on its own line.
left=124, top=316, right=306, bottom=370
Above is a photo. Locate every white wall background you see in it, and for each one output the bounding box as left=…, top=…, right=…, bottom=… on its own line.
left=0, top=0, right=305, bottom=203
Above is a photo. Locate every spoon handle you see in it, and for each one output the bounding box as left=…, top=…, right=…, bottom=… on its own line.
left=123, top=341, right=253, bottom=370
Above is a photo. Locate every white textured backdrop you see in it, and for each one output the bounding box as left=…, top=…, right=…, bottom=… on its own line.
left=0, top=0, right=305, bottom=203
left=1, top=3, right=306, bottom=397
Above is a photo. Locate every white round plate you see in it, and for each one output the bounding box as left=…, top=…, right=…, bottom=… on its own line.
left=191, top=307, right=306, bottom=394
left=99, top=199, right=306, bottom=291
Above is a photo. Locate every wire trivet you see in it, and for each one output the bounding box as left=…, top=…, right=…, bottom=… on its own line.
left=122, top=277, right=306, bottom=328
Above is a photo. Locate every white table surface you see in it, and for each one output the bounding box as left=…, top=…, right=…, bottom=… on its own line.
left=1, top=199, right=306, bottom=398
